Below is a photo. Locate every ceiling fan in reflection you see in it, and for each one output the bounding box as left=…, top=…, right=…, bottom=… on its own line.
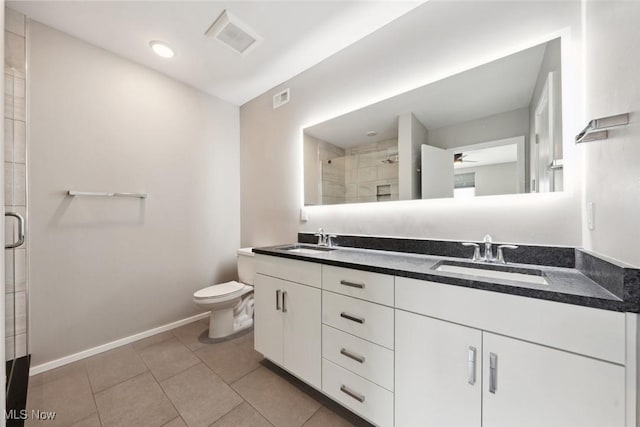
left=454, top=153, right=477, bottom=164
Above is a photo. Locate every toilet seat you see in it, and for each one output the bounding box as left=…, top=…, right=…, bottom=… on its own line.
left=193, top=281, right=253, bottom=305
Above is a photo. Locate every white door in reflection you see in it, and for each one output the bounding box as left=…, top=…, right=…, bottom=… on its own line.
left=421, top=144, right=454, bottom=199
left=533, top=72, right=556, bottom=192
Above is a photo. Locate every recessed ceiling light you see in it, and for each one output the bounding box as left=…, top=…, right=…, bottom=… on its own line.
left=366, top=131, right=377, bottom=137
left=149, top=40, right=174, bottom=58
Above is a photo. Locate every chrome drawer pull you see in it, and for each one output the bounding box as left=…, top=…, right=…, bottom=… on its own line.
left=275, top=290, right=281, bottom=311
left=489, top=352, right=498, bottom=394
left=468, top=346, right=476, bottom=385
left=340, top=279, right=365, bottom=289
left=282, top=291, right=288, bottom=313
left=340, top=385, right=365, bottom=403
left=340, top=312, right=365, bottom=324
left=340, top=348, right=365, bottom=364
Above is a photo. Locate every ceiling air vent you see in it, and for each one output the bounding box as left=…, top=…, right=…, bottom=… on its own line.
left=205, top=10, right=262, bottom=55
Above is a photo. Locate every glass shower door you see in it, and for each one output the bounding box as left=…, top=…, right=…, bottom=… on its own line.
left=4, top=8, right=30, bottom=418
left=5, top=211, right=26, bottom=400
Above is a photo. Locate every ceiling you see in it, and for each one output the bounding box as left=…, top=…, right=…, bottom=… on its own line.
left=8, top=1, right=423, bottom=106
left=304, top=40, right=548, bottom=148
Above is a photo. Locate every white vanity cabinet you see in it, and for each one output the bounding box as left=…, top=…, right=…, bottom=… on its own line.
left=395, top=277, right=626, bottom=427
left=481, top=332, right=625, bottom=427
left=320, top=266, right=395, bottom=427
left=254, top=254, right=631, bottom=427
left=253, top=255, right=322, bottom=388
left=395, top=310, right=482, bottom=427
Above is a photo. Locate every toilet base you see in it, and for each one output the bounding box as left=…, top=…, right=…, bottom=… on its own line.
left=206, top=294, right=254, bottom=339
left=207, top=308, right=254, bottom=339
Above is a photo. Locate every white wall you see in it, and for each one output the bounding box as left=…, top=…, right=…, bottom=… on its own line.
left=457, top=162, right=518, bottom=197
left=28, top=22, right=240, bottom=365
left=582, top=1, right=640, bottom=267
left=241, top=1, right=583, bottom=247
left=398, top=113, right=427, bottom=200
left=428, top=107, right=530, bottom=150
left=303, top=134, right=322, bottom=206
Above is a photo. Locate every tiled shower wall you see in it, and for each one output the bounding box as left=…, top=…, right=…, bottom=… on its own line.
left=344, top=139, right=398, bottom=204
left=320, top=138, right=399, bottom=204
left=4, top=8, right=27, bottom=360
left=319, top=140, right=346, bottom=205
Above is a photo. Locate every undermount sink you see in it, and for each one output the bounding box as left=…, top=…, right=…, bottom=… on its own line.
left=434, top=262, right=549, bottom=285
left=278, top=244, right=338, bottom=255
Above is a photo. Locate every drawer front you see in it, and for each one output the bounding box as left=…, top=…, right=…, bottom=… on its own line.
left=322, top=359, right=394, bottom=427
left=322, top=265, right=394, bottom=306
left=395, top=277, right=626, bottom=364
left=255, top=254, right=321, bottom=288
left=322, top=291, right=394, bottom=349
left=322, top=325, right=394, bottom=391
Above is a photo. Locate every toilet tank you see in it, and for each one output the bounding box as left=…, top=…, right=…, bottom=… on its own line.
left=237, top=248, right=255, bottom=285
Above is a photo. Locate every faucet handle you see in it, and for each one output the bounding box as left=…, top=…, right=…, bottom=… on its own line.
left=496, top=245, right=519, bottom=264
left=326, top=234, right=338, bottom=248
left=462, top=242, right=481, bottom=261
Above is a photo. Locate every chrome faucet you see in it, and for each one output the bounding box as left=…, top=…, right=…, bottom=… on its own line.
left=314, top=228, right=326, bottom=246
left=461, top=234, right=519, bottom=264
left=314, top=228, right=337, bottom=247
left=483, top=234, right=494, bottom=261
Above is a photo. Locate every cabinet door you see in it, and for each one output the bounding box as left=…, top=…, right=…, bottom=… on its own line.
left=483, top=332, right=625, bottom=427
left=254, top=273, right=283, bottom=365
left=283, top=282, right=321, bottom=388
left=395, top=310, right=482, bottom=427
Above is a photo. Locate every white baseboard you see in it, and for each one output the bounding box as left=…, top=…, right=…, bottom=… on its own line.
left=30, top=311, right=211, bottom=376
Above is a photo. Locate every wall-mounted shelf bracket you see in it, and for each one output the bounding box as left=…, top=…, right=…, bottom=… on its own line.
left=575, top=113, right=629, bottom=143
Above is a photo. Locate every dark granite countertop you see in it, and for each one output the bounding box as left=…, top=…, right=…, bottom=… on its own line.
left=253, top=244, right=637, bottom=312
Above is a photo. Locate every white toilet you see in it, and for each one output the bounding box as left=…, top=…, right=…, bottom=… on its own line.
left=193, top=248, right=255, bottom=339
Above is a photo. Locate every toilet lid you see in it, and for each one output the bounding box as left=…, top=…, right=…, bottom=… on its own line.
left=194, top=281, right=245, bottom=299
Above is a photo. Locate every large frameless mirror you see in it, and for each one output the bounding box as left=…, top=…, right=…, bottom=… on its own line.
left=304, top=37, right=563, bottom=206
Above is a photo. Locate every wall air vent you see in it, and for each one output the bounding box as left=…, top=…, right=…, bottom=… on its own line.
left=273, top=88, right=290, bottom=109
left=205, top=10, right=262, bottom=55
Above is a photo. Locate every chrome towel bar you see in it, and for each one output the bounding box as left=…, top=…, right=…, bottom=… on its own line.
left=68, top=190, right=148, bottom=199
left=575, top=113, right=629, bottom=143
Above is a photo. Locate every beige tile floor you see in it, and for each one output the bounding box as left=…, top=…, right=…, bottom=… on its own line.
left=25, top=319, right=374, bottom=427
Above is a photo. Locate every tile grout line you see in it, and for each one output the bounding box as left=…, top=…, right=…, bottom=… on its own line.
left=155, top=378, right=186, bottom=427
left=146, top=358, right=202, bottom=386
left=226, top=365, right=280, bottom=427
left=300, top=405, right=324, bottom=427
left=92, top=369, right=150, bottom=397
left=220, top=391, right=276, bottom=427
left=191, top=345, right=260, bottom=385
left=87, top=350, right=150, bottom=396
left=156, top=361, right=243, bottom=427
left=205, top=399, right=245, bottom=427
left=138, top=346, right=200, bottom=422
left=84, top=367, right=104, bottom=427
left=228, top=364, right=263, bottom=387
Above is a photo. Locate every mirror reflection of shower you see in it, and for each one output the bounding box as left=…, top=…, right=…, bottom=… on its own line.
left=309, top=136, right=400, bottom=205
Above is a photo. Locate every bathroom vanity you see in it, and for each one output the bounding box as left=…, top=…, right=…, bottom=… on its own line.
left=253, top=237, right=640, bottom=427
